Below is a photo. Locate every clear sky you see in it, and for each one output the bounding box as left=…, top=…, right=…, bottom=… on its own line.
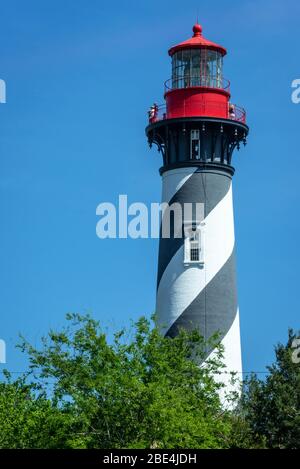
left=0, top=0, right=299, bottom=377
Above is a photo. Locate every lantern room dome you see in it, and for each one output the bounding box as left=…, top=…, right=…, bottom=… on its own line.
left=168, top=23, right=227, bottom=57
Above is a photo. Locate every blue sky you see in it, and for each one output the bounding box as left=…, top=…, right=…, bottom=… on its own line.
left=0, top=0, right=299, bottom=376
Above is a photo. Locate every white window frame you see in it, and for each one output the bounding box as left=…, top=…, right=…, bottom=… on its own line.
left=183, top=221, right=205, bottom=266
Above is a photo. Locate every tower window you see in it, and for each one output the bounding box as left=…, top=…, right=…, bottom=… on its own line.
left=190, top=234, right=200, bottom=261
left=190, top=130, right=201, bottom=160
left=184, top=224, right=204, bottom=265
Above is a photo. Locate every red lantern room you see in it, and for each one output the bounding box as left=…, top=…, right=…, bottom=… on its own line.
left=149, top=23, right=246, bottom=123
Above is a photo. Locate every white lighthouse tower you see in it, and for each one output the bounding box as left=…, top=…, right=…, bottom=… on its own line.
left=146, top=23, right=248, bottom=392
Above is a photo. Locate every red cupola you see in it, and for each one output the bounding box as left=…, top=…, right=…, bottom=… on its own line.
left=149, top=23, right=245, bottom=123
left=168, top=23, right=227, bottom=56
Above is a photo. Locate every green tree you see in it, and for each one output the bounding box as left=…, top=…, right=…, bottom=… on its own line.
left=241, top=329, right=300, bottom=449
left=0, top=374, right=75, bottom=448
left=4, top=313, right=239, bottom=449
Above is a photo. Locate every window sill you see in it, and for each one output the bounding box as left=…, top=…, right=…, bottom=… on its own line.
left=183, top=261, right=204, bottom=267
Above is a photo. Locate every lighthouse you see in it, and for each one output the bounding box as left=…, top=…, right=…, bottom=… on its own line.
left=146, top=23, right=248, bottom=390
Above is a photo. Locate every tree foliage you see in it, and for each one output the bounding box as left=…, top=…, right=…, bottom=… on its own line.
left=241, top=329, right=300, bottom=449
left=0, top=315, right=298, bottom=449
left=0, top=375, right=75, bottom=448
left=0, top=314, right=237, bottom=449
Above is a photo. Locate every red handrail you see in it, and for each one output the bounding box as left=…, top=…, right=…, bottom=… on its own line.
left=148, top=102, right=246, bottom=124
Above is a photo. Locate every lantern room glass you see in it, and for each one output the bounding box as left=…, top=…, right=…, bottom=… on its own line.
left=172, top=49, right=223, bottom=89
